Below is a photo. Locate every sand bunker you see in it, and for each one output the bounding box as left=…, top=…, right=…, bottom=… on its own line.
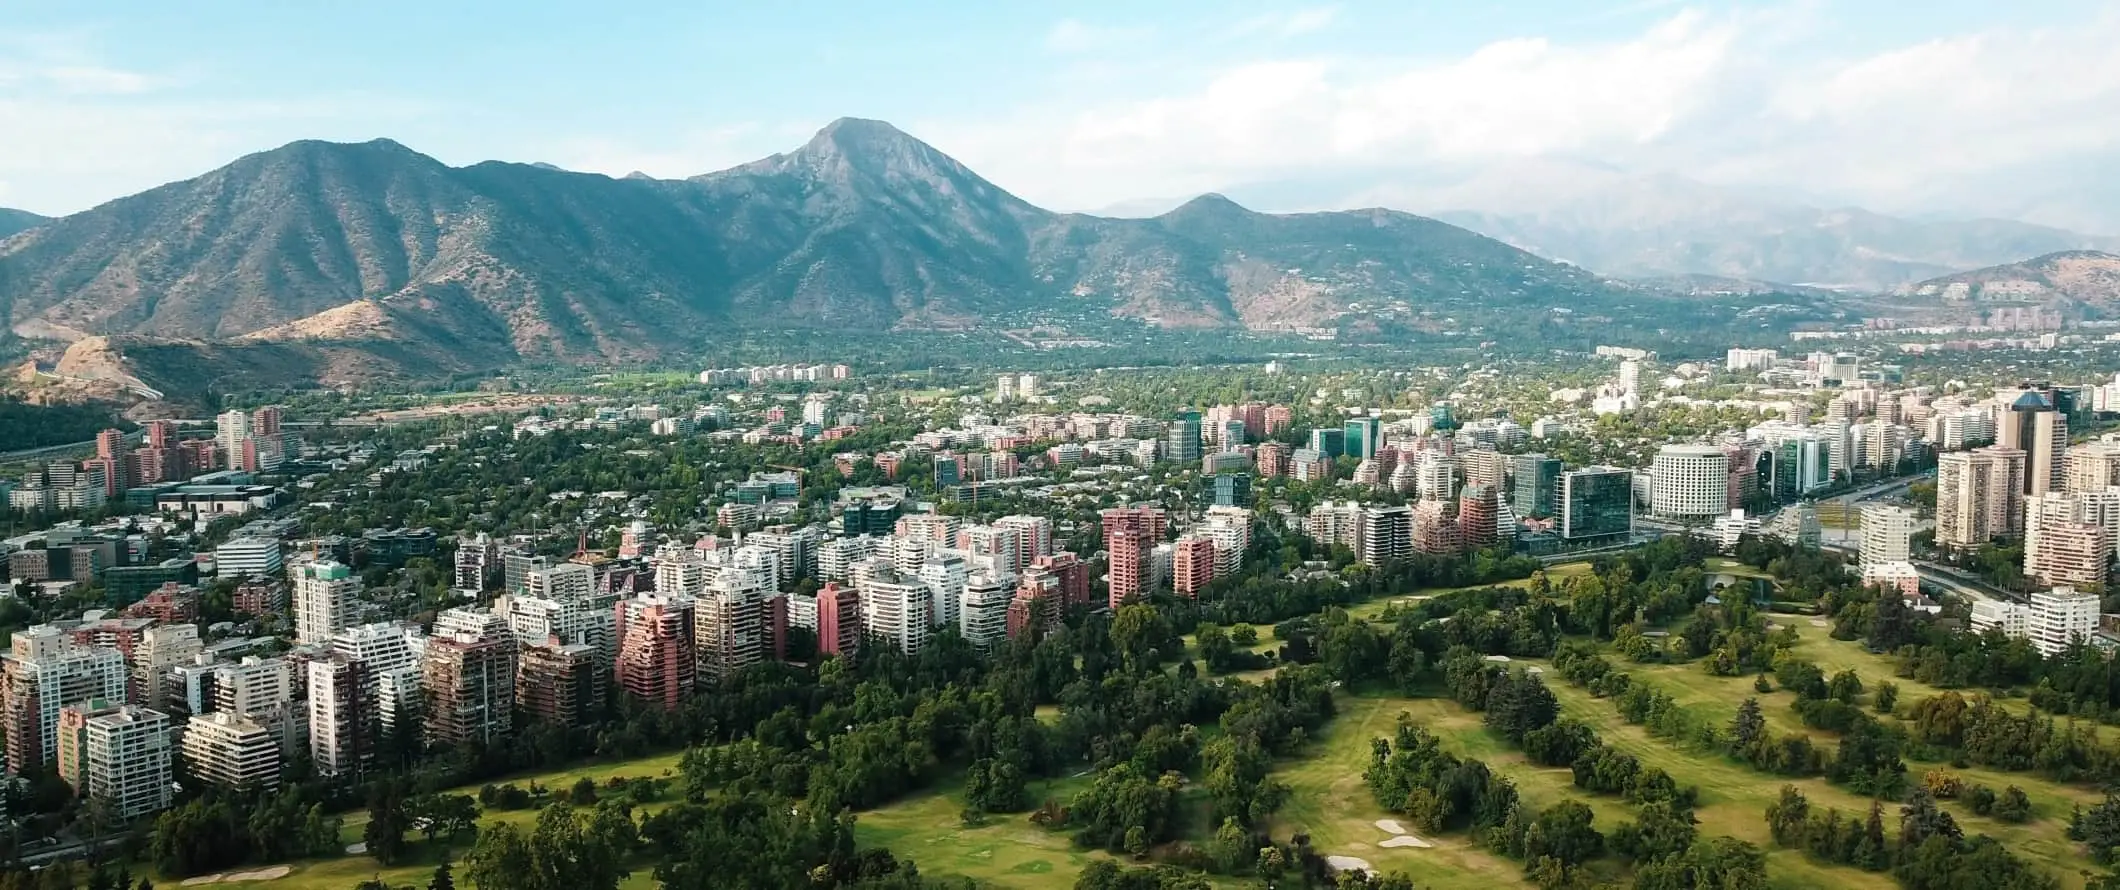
left=1483, top=655, right=1512, bottom=663
left=1525, top=666, right=1545, bottom=675
left=1808, top=619, right=1830, bottom=627
left=181, top=868, right=292, bottom=886
left=345, top=842, right=368, bottom=854
left=1326, top=855, right=1374, bottom=872
left=1375, top=819, right=1406, bottom=834
left=1380, top=835, right=1434, bottom=849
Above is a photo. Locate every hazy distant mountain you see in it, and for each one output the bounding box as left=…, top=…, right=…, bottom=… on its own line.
left=0, top=119, right=1668, bottom=390
left=1902, top=250, right=2120, bottom=306
left=1313, top=159, right=2120, bottom=291
left=0, top=209, right=47, bottom=239
left=1618, top=273, right=1844, bottom=299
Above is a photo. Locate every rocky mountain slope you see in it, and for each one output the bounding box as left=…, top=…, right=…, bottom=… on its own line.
left=1900, top=251, right=2120, bottom=305
left=0, top=119, right=1665, bottom=388
left=0, top=209, right=46, bottom=239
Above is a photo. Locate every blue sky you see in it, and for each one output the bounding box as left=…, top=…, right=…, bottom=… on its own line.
left=3, top=1, right=2117, bottom=229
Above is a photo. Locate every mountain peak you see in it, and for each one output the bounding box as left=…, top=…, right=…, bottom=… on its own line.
left=1171, top=193, right=1249, bottom=213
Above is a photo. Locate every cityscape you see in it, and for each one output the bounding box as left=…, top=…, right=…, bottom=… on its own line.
left=5, top=339, right=2120, bottom=889
left=8, top=3, right=2120, bottom=890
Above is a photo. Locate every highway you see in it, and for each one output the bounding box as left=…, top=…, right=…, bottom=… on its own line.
left=0, top=428, right=143, bottom=463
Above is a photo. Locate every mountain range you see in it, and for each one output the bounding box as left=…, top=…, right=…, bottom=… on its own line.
left=0, top=119, right=1671, bottom=394
left=1130, top=158, right=2120, bottom=291
left=0, top=209, right=46, bottom=239
left=1901, top=251, right=2120, bottom=305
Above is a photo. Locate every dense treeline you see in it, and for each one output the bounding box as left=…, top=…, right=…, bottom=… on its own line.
left=1767, top=785, right=2056, bottom=890
left=0, top=397, right=124, bottom=453
left=1363, top=711, right=1764, bottom=890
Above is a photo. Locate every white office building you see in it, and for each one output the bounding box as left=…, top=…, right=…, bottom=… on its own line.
left=215, top=536, right=285, bottom=578
left=1650, top=445, right=1728, bottom=520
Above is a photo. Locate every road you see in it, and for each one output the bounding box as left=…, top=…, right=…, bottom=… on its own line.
left=0, top=428, right=143, bottom=463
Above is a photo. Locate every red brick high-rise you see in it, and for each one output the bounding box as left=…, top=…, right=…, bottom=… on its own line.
left=422, top=634, right=516, bottom=747
left=815, top=583, right=860, bottom=657
left=1031, top=552, right=1090, bottom=607
left=1172, top=537, right=1217, bottom=599
left=1264, top=406, right=1294, bottom=436
left=516, top=639, right=602, bottom=728
left=614, top=595, right=695, bottom=710
left=1006, top=573, right=1061, bottom=640
left=1106, top=530, right=1149, bottom=609
left=1457, top=484, right=1501, bottom=551
left=250, top=406, right=282, bottom=438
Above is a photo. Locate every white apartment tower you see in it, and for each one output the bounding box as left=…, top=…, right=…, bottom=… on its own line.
left=292, top=560, right=359, bottom=645
left=1859, top=504, right=1916, bottom=566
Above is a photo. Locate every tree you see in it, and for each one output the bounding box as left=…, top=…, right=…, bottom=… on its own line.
left=1730, top=697, right=1766, bottom=753
left=465, top=823, right=534, bottom=890
left=570, top=777, right=599, bottom=806
left=1874, top=681, right=1899, bottom=714
left=1522, top=801, right=1603, bottom=867
left=365, top=791, right=410, bottom=866
left=429, top=858, right=455, bottom=890
left=1995, top=785, right=2034, bottom=823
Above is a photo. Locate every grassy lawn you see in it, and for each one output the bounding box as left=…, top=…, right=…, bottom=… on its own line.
left=1345, top=561, right=1594, bottom=622
left=853, top=777, right=1113, bottom=889
left=1544, top=643, right=2103, bottom=889
left=1270, top=694, right=1539, bottom=890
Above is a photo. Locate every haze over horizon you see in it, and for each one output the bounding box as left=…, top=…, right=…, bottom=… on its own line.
left=3, top=0, right=2118, bottom=232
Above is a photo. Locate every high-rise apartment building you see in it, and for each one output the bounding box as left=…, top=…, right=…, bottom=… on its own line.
left=214, top=410, right=251, bottom=471
left=816, top=582, right=861, bottom=656
left=1172, top=536, right=1218, bottom=599
left=960, top=572, right=1012, bottom=648
left=422, top=612, right=517, bottom=748
left=131, top=624, right=202, bottom=709
left=614, top=595, right=696, bottom=710
left=292, top=560, right=358, bottom=645
left=1936, top=447, right=2027, bottom=549
left=1859, top=504, right=1916, bottom=566
left=211, top=656, right=299, bottom=718
left=516, top=640, right=602, bottom=727
left=2024, top=493, right=2112, bottom=588
left=993, top=515, right=1054, bottom=570
left=183, top=711, right=282, bottom=792
left=454, top=533, right=499, bottom=593
left=2067, top=440, right=2120, bottom=494
left=1105, top=530, right=1149, bottom=608
left=2029, top=586, right=2100, bottom=656
left=3, top=627, right=129, bottom=773
left=1357, top=506, right=1412, bottom=566
left=858, top=572, right=933, bottom=654
left=1305, top=501, right=1364, bottom=550
left=57, top=702, right=172, bottom=820
left=308, top=623, right=424, bottom=778
left=697, top=570, right=768, bottom=681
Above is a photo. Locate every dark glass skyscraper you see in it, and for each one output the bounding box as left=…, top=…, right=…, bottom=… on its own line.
left=1560, top=466, right=1634, bottom=543
left=1508, top=454, right=1562, bottom=518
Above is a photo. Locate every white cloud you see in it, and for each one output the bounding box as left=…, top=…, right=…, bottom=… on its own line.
left=931, top=7, right=2120, bottom=230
